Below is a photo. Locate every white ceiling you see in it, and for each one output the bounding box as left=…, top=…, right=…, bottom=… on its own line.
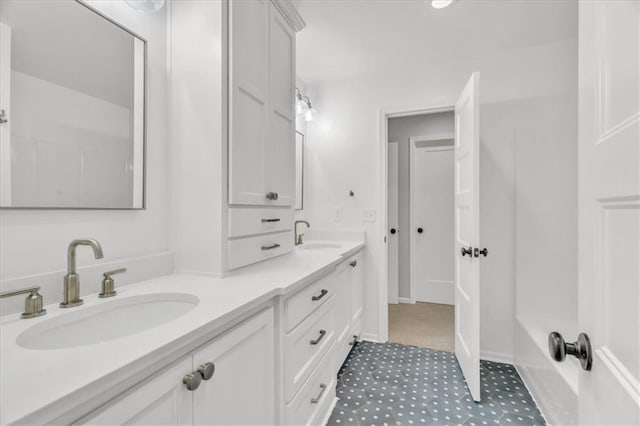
left=295, top=0, right=578, bottom=84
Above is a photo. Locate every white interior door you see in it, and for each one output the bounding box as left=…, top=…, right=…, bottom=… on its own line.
left=410, top=137, right=455, bottom=305
left=578, top=1, right=639, bottom=423
left=454, top=72, right=481, bottom=402
left=388, top=142, right=399, bottom=304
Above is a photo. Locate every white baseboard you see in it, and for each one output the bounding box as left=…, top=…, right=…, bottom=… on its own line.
left=480, top=350, right=514, bottom=365
left=414, top=280, right=454, bottom=305
left=360, top=332, right=381, bottom=343
left=398, top=297, right=415, bottom=304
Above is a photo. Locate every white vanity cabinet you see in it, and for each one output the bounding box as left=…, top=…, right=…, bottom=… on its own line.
left=82, top=308, right=275, bottom=426
left=228, top=0, right=295, bottom=207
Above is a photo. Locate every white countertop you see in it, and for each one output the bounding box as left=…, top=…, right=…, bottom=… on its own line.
left=0, top=240, right=364, bottom=425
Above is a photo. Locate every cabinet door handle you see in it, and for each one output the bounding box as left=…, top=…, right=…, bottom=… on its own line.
left=198, top=362, right=215, bottom=380
left=261, top=243, right=281, bottom=251
left=183, top=372, right=202, bottom=391
left=310, top=329, right=326, bottom=345
left=266, top=192, right=279, bottom=200
left=349, top=335, right=358, bottom=346
left=350, top=260, right=357, bottom=267
left=261, top=218, right=281, bottom=223
left=311, top=289, right=328, bottom=301
left=310, top=383, right=327, bottom=404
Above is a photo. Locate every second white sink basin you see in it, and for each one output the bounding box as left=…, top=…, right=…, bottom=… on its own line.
left=298, top=242, right=342, bottom=250
left=17, top=293, right=199, bottom=350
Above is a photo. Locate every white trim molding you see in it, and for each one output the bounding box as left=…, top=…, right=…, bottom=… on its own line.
left=271, top=0, right=306, bottom=32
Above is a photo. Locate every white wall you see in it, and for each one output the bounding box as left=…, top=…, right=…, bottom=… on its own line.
left=387, top=112, right=454, bottom=301
left=0, top=2, right=170, bottom=280
left=302, top=37, right=578, bottom=362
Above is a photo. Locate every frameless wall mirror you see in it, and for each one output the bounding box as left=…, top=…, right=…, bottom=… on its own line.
left=0, top=0, right=146, bottom=209
left=295, top=131, right=304, bottom=210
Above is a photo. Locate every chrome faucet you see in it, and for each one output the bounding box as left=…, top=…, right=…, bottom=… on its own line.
left=60, top=239, right=104, bottom=308
left=294, top=220, right=310, bottom=246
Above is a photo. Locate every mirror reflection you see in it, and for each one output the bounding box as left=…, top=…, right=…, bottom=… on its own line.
left=0, top=0, right=146, bottom=209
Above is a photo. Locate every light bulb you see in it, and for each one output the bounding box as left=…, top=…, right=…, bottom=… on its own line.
left=125, top=0, right=165, bottom=13
left=304, top=108, right=316, bottom=122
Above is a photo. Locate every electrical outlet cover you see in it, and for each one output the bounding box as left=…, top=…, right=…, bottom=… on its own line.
left=333, top=207, right=343, bottom=222
left=361, top=208, right=376, bottom=222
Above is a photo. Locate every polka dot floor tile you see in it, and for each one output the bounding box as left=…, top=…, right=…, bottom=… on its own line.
left=326, top=341, right=546, bottom=426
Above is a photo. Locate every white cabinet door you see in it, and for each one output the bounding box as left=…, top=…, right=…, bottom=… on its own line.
left=229, top=1, right=295, bottom=207
left=81, top=358, right=193, bottom=425
left=228, top=0, right=269, bottom=205
left=193, top=308, right=276, bottom=425
left=265, top=4, right=295, bottom=207
left=349, top=252, right=364, bottom=323
left=578, top=1, right=640, bottom=424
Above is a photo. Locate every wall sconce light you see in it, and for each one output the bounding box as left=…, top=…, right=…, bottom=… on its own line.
left=295, top=88, right=317, bottom=122
left=295, top=88, right=307, bottom=115
left=303, top=96, right=316, bottom=122
left=125, top=0, right=165, bottom=13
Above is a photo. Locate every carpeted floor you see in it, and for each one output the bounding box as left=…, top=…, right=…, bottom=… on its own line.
left=388, top=302, right=454, bottom=352
left=327, top=341, right=546, bottom=426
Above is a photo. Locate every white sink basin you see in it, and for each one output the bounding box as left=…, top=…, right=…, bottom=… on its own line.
left=298, top=242, right=342, bottom=250
left=17, top=293, right=199, bottom=350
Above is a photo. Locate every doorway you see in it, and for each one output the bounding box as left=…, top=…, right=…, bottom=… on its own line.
left=387, top=110, right=455, bottom=352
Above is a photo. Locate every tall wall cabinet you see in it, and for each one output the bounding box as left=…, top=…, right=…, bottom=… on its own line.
left=170, top=0, right=305, bottom=275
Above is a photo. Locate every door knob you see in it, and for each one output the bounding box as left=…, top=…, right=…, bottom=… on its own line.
left=474, top=248, right=488, bottom=257
left=548, top=331, right=593, bottom=371
left=461, top=246, right=472, bottom=257
left=198, top=362, right=215, bottom=380
left=417, top=227, right=423, bottom=234
left=183, top=372, right=202, bottom=391
left=390, top=228, right=397, bottom=234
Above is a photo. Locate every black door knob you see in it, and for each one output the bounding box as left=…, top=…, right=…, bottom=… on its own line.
left=474, top=248, right=489, bottom=257
left=390, top=228, right=397, bottom=234
left=548, top=331, right=593, bottom=371
left=417, top=227, right=423, bottom=234
left=461, top=246, right=472, bottom=257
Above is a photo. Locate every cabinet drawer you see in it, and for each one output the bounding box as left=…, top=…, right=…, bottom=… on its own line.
left=228, top=231, right=293, bottom=270
left=284, top=272, right=336, bottom=332
left=284, top=297, right=336, bottom=403
left=228, top=207, right=293, bottom=238
left=285, top=346, right=336, bottom=426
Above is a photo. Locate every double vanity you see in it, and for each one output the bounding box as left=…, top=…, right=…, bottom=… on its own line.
left=0, top=237, right=365, bottom=425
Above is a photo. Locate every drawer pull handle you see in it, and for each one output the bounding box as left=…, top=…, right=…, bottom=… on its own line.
left=311, top=289, right=328, bottom=301
left=261, top=218, right=281, bottom=223
left=349, top=335, right=358, bottom=346
left=261, top=243, right=281, bottom=251
left=310, top=383, right=327, bottom=404
left=266, top=192, right=279, bottom=200
left=350, top=260, right=357, bottom=267
left=310, top=329, right=326, bottom=345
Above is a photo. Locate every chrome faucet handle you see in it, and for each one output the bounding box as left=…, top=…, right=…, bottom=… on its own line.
left=99, top=268, right=126, bottom=298
left=0, top=286, right=47, bottom=319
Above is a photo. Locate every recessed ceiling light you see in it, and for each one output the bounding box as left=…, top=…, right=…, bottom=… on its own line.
left=125, top=0, right=165, bottom=13
left=432, top=0, right=455, bottom=9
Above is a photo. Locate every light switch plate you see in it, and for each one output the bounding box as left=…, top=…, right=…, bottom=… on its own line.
left=333, top=207, right=343, bottom=222
left=361, top=208, right=376, bottom=222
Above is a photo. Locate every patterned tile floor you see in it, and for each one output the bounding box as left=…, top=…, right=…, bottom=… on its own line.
left=327, top=342, right=546, bottom=426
